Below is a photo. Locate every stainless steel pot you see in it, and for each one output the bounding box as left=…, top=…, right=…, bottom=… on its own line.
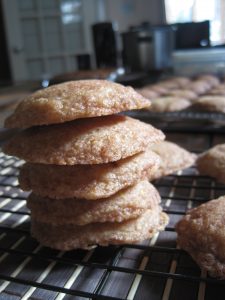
left=122, top=25, right=174, bottom=72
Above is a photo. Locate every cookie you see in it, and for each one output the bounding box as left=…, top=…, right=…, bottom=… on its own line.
left=147, top=85, right=168, bottom=95
left=193, top=96, right=225, bottom=112
left=149, top=97, right=191, bottom=112
left=159, top=80, right=180, bottom=89
left=3, top=115, right=165, bottom=165
left=31, top=207, right=169, bottom=250
left=165, top=89, right=197, bottom=101
left=172, top=77, right=191, bottom=87
left=215, top=83, right=225, bottom=89
left=19, top=148, right=160, bottom=199
left=27, top=180, right=161, bottom=225
left=196, top=144, right=225, bottom=183
left=197, top=75, right=219, bottom=87
left=187, top=80, right=210, bottom=94
left=4, top=80, right=150, bottom=128
left=150, top=141, right=196, bottom=180
left=207, top=88, right=225, bottom=96
left=176, top=196, right=225, bottom=278
left=136, top=88, right=158, bottom=100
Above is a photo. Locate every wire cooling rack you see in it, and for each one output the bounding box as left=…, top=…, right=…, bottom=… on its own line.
left=0, top=131, right=225, bottom=300
left=126, top=110, right=225, bottom=125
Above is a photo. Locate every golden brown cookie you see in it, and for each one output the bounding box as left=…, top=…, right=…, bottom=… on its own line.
left=165, top=89, right=197, bottom=101
left=31, top=207, right=169, bottom=250
left=149, top=97, right=191, bottom=112
left=136, top=88, right=158, bottom=100
left=3, top=115, right=165, bottom=165
left=19, top=148, right=160, bottom=199
left=147, top=85, right=169, bottom=95
left=196, top=144, right=225, bottom=183
left=159, top=80, right=180, bottom=89
left=187, top=80, right=210, bottom=94
left=4, top=80, right=150, bottom=128
left=27, top=181, right=161, bottom=225
left=197, top=74, right=220, bottom=87
left=176, top=196, right=225, bottom=278
left=206, top=83, right=225, bottom=96
left=193, top=96, right=225, bottom=112
left=150, top=141, right=196, bottom=180
left=207, top=89, right=225, bottom=96
left=172, top=77, right=191, bottom=87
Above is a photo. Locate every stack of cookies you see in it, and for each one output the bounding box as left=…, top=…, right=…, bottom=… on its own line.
left=3, top=80, right=168, bottom=250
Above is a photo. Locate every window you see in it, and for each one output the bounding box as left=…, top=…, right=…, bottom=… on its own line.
left=165, top=0, right=224, bottom=45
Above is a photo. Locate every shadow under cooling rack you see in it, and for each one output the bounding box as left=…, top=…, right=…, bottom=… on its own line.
left=0, top=143, right=225, bottom=299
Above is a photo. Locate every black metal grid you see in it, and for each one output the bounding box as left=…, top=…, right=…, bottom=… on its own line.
left=0, top=131, right=225, bottom=300
left=126, top=110, right=225, bottom=125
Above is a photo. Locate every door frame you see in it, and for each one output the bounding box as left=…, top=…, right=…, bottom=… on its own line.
left=2, top=0, right=27, bottom=82
left=2, top=0, right=98, bottom=83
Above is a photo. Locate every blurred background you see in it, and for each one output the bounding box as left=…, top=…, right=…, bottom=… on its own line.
left=0, top=0, right=225, bottom=87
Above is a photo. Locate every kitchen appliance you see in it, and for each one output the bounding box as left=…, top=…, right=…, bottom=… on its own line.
left=76, top=54, right=91, bottom=70
left=92, top=22, right=120, bottom=68
left=122, top=24, right=174, bottom=72
left=173, top=20, right=210, bottom=49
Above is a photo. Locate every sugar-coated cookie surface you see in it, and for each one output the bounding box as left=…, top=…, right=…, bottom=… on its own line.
left=196, top=143, right=225, bottom=183
left=207, top=83, right=225, bottom=96
left=149, top=97, right=191, bottom=112
left=176, top=196, right=225, bottom=278
left=31, top=207, right=169, bottom=250
left=4, top=115, right=165, bottom=165
left=186, top=80, right=210, bottom=94
left=165, top=89, right=197, bottom=101
left=197, top=74, right=220, bottom=87
left=171, top=77, right=191, bottom=87
left=193, top=96, right=225, bottom=113
left=19, top=148, right=160, bottom=199
left=148, top=85, right=168, bottom=95
left=27, top=181, right=160, bottom=225
left=4, top=80, right=150, bottom=128
left=150, top=141, right=196, bottom=180
left=135, top=88, right=158, bottom=100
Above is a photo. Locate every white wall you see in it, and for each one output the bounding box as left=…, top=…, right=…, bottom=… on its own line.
left=104, top=0, right=165, bottom=32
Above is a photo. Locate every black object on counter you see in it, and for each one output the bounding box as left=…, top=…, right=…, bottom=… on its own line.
left=173, top=20, right=210, bottom=49
left=92, top=22, right=120, bottom=68
left=76, top=54, right=91, bottom=70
